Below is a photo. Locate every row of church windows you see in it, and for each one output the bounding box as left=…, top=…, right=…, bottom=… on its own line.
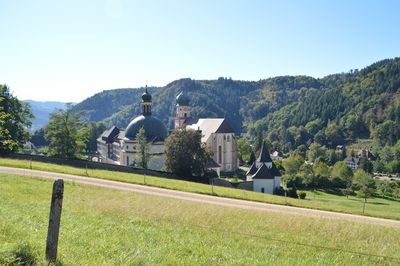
left=142, top=105, right=151, bottom=113
left=213, top=135, right=231, bottom=142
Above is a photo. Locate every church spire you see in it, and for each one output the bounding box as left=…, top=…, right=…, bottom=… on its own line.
left=257, top=141, right=272, bottom=163
left=141, top=85, right=152, bottom=116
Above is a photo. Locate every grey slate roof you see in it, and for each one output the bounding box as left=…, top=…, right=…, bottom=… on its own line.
left=252, top=163, right=275, bottom=179
left=186, top=118, right=234, bottom=142
left=206, top=158, right=221, bottom=169
left=101, top=126, right=120, bottom=143
left=125, top=115, right=167, bottom=142
left=176, top=91, right=190, bottom=106
left=344, top=156, right=359, bottom=165
left=257, top=141, right=273, bottom=163
left=246, top=162, right=257, bottom=176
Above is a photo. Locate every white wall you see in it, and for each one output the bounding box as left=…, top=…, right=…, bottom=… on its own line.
left=175, top=105, right=191, bottom=128
left=253, top=179, right=275, bottom=194
left=253, top=177, right=281, bottom=194
left=120, top=140, right=165, bottom=170
left=274, top=176, right=281, bottom=190
left=207, top=133, right=238, bottom=172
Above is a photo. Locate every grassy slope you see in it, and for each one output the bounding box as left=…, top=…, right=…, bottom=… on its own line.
left=1, top=158, right=400, bottom=220
left=1, top=174, right=400, bottom=265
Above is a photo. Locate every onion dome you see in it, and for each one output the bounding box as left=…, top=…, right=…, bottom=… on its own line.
left=142, top=86, right=152, bottom=102
left=125, top=115, right=167, bottom=142
left=176, top=91, right=190, bottom=106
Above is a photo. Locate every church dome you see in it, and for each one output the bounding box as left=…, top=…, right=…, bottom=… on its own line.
left=142, top=87, right=152, bottom=102
left=125, top=115, right=167, bottom=141
left=176, top=91, right=190, bottom=106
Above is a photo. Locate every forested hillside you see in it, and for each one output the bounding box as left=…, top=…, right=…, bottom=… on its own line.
left=250, top=58, right=400, bottom=152
left=71, top=57, right=400, bottom=154
left=72, top=78, right=260, bottom=133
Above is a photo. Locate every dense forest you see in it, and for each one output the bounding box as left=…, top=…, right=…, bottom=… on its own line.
left=71, top=58, right=400, bottom=155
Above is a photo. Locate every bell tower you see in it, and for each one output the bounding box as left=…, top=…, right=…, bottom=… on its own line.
left=175, top=91, right=190, bottom=128
left=141, top=86, right=152, bottom=116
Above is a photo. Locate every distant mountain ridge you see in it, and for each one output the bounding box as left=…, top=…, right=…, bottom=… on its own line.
left=71, top=57, right=400, bottom=151
left=24, top=100, right=67, bottom=131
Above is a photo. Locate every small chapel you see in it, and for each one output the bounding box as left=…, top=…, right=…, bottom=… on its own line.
left=246, top=141, right=281, bottom=194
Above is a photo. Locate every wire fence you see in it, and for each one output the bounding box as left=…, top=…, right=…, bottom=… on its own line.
left=164, top=219, right=400, bottom=262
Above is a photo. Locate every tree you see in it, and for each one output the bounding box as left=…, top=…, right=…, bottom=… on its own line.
left=327, top=149, right=338, bottom=166
left=385, top=160, right=400, bottom=174
left=237, top=137, right=251, bottom=163
left=30, top=128, right=49, bottom=147
left=325, top=122, right=344, bottom=147
left=165, top=128, right=210, bottom=177
left=313, top=161, right=331, bottom=177
left=307, top=142, right=328, bottom=163
left=331, top=161, right=353, bottom=187
left=373, top=160, right=385, bottom=173
left=373, top=120, right=400, bottom=146
left=393, top=187, right=400, bottom=199
left=135, top=127, right=150, bottom=169
left=377, top=180, right=393, bottom=197
left=352, top=169, right=376, bottom=203
left=0, top=84, right=33, bottom=154
left=294, top=144, right=307, bottom=159
left=282, top=155, right=303, bottom=175
left=247, top=149, right=256, bottom=165
left=79, top=122, right=106, bottom=153
left=45, top=104, right=85, bottom=159
left=305, top=118, right=323, bottom=135
left=359, top=157, right=374, bottom=174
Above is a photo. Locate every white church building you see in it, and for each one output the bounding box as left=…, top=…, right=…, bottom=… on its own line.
left=175, top=91, right=238, bottom=173
left=97, top=87, right=167, bottom=170
left=97, top=88, right=238, bottom=173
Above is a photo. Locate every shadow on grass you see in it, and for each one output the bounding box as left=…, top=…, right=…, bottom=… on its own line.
left=0, top=242, right=63, bottom=266
left=366, top=201, right=389, bottom=205
left=319, top=188, right=346, bottom=196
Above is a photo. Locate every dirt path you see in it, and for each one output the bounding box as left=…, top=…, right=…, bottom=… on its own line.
left=1, top=166, right=400, bottom=227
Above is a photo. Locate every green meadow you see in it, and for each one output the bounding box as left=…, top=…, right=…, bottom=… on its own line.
left=1, top=174, right=400, bottom=265
left=1, top=157, right=400, bottom=220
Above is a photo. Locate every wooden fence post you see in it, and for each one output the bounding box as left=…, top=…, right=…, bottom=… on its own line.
left=45, top=179, right=64, bottom=262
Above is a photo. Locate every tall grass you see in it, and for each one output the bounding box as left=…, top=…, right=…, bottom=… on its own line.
left=1, top=174, right=400, bottom=265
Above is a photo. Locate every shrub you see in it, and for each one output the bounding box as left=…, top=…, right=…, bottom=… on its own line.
left=286, top=187, right=298, bottom=198
left=298, top=192, right=307, bottom=199
left=274, top=187, right=285, bottom=196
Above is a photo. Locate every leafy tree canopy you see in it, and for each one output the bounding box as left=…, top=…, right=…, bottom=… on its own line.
left=165, top=128, right=210, bottom=177
left=0, top=84, right=33, bottom=154
left=45, top=104, right=85, bottom=159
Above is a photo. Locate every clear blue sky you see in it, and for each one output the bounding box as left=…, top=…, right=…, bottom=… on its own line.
left=1, top=0, right=399, bottom=102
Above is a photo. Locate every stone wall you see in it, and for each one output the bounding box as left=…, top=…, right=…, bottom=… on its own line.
left=211, top=177, right=234, bottom=188
left=4, top=154, right=255, bottom=191
left=236, top=181, right=253, bottom=191
left=211, top=178, right=253, bottom=191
